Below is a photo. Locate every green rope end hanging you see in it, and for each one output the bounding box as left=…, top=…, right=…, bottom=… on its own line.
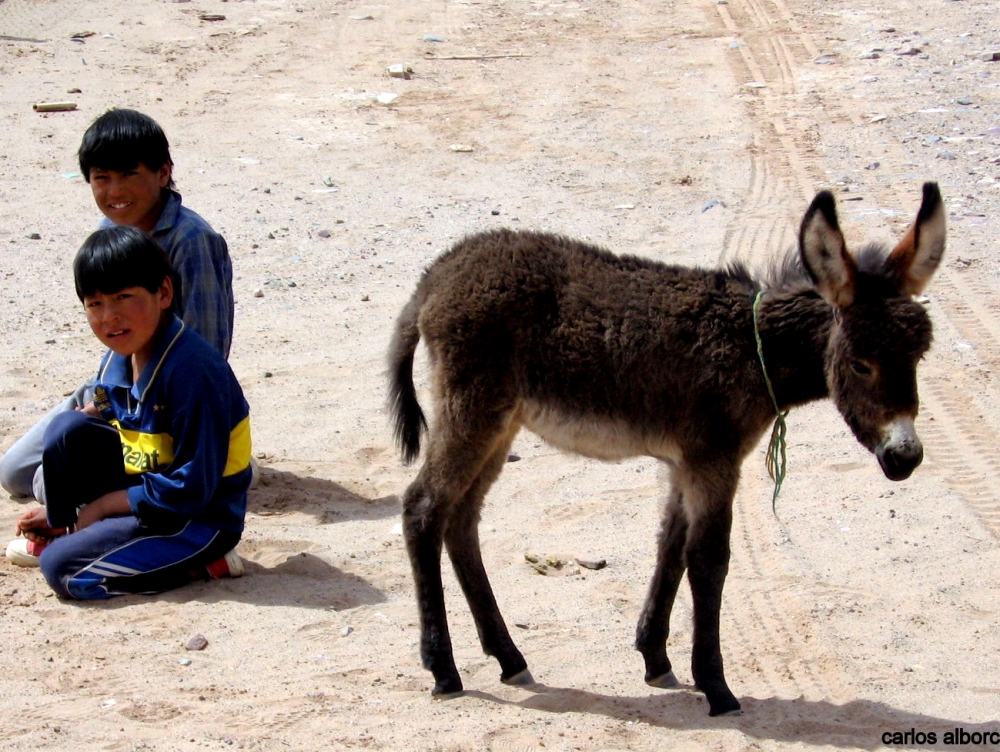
left=753, top=291, right=789, bottom=515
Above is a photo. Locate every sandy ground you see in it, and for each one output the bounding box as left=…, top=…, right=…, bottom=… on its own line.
left=1, top=0, right=999, bottom=750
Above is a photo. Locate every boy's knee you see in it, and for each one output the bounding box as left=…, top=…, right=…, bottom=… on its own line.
left=0, top=452, right=35, bottom=498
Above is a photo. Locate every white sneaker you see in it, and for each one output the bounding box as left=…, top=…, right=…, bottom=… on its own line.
left=5, top=538, right=42, bottom=567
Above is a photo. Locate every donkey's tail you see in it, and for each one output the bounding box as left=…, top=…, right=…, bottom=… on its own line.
left=388, top=291, right=428, bottom=464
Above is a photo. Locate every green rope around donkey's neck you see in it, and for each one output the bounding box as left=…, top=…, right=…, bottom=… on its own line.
left=752, top=290, right=788, bottom=514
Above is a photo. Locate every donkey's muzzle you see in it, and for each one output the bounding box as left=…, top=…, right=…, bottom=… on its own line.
left=876, top=417, right=923, bottom=481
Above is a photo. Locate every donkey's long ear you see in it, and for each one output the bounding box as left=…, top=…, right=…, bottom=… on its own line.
left=886, top=182, right=946, bottom=296
left=800, top=190, right=856, bottom=308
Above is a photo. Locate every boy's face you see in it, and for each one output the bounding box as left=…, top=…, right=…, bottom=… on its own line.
left=88, top=163, right=171, bottom=233
left=83, top=278, right=173, bottom=365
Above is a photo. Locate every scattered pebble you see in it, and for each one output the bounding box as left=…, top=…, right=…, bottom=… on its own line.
left=813, top=54, right=836, bottom=64
left=361, top=294, right=370, bottom=302
left=199, top=13, right=226, bottom=21
left=869, top=114, right=887, bottom=123
left=374, top=93, right=398, bottom=105
left=27, top=233, right=41, bottom=240
left=423, top=34, right=445, bottom=43
left=491, top=208, right=501, bottom=216
left=252, top=289, right=264, bottom=298
left=980, top=51, right=1000, bottom=62
left=859, top=51, right=880, bottom=60
left=262, top=371, right=273, bottom=378
left=700, top=198, right=722, bottom=212
left=866, top=162, right=881, bottom=170
left=575, top=558, right=607, bottom=571
left=178, top=658, right=193, bottom=666
left=956, top=97, right=973, bottom=106
left=449, top=144, right=474, bottom=152
left=341, top=626, right=354, bottom=637
left=185, top=634, right=209, bottom=651
left=506, top=453, right=521, bottom=462
left=897, top=47, right=922, bottom=56
left=349, top=14, right=374, bottom=20
left=745, top=81, right=767, bottom=89
left=937, top=150, right=956, bottom=160
left=387, top=64, right=413, bottom=79
left=318, top=229, right=331, bottom=238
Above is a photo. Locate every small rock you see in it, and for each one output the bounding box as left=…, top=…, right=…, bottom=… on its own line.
left=252, top=289, right=264, bottom=298
left=897, top=46, right=921, bottom=56
left=937, top=150, right=956, bottom=160
left=491, top=208, right=501, bottom=216
left=361, top=294, right=370, bottom=302
left=813, top=54, right=836, bottom=64
left=341, top=626, right=354, bottom=637
left=745, top=82, right=767, bottom=88
left=980, top=51, right=1000, bottom=62
left=729, top=41, right=743, bottom=49
left=865, top=162, right=881, bottom=170
left=869, top=114, right=887, bottom=123
left=575, top=558, right=607, bottom=571
left=322, top=176, right=335, bottom=187
left=387, top=64, right=413, bottom=79
left=859, top=51, right=880, bottom=60
left=956, top=97, right=973, bottom=106
left=27, top=233, right=41, bottom=240
left=925, top=135, right=943, bottom=144
left=178, top=658, right=193, bottom=666
left=199, top=13, right=226, bottom=21
left=700, top=198, right=722, bottom=212
left=506, top=453, right=521, bottom=462
left=262, top=371, right=273, bottom=378
left=350, top=14, right=374, bottom=20
left=318, top=229, right=331, bottom=238
left=423, top=34, right=445, bottom=43
left=449, top=144, right=474, bottom=152
left=185, top=634, right=209, bottom=651
left=375, top=93, right=398, bottom=105
left=67, top=87, right=82, bottom=94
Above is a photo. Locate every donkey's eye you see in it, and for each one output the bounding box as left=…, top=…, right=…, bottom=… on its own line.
left=850, top=359, right=873, bottom=377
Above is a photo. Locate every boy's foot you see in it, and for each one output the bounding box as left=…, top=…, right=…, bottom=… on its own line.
left=5, top=538, right=48, bottom=567
left=206, top=549, right=244, bottom=579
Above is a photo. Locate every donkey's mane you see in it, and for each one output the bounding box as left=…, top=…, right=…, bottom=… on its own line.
left=746, top=241, right=900, bottom=295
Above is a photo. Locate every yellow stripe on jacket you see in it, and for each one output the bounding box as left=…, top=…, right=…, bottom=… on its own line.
left=113, top=416, right=252, bottom=477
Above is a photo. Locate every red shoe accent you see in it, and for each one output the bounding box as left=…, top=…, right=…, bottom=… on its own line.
left=25, top=539, right=48, bottom=557
left=205, top=550, right=244, bottom=579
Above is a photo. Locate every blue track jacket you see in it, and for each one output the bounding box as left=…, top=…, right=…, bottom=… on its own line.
left=91, top=316, right=251, bottom=533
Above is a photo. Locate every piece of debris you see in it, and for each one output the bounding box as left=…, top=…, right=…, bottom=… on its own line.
left=33, top=102, right=77, bottom=112
left=387, top=64, right=413, bottom=79
left=980, top=51, right=1000, bottom=62
left=423, top=34, right=445, bottom=43
left=70, top=31, right=95, bottom=40
left=185, top=634, right=209, bottom=651
left=575, top=558, right=607, bottom=571
left=199, top=13, right=226, bottom=21
left=700, top=198, right=722, bottom=212
left=449, top=144, right=474, bottom=152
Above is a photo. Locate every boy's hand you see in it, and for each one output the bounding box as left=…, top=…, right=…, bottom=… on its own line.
left=15, top=506, right=53, bottom=541
left=76, top=402, right=100, bottom=417
left=76, top=490, right=131, bottom=531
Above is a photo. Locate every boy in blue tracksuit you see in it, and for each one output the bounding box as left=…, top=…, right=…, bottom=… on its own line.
left=10, top=225, right=251, bottom=599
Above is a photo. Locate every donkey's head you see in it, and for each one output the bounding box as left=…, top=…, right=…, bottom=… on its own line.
left=800, top=182, right=945, bottom=481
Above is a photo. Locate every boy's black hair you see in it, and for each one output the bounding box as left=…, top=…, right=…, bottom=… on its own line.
left=78, top=108, right=176, bottom=189
left=74, top=226, right=177, bottom=303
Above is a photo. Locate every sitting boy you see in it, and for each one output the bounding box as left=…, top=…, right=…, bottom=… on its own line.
left=7, top=226, right=250, bottom=598
left=0, top=108, right=234, bottom=502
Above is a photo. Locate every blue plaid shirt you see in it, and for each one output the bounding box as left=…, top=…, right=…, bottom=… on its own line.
left=99, top=190, right=234, bottom=358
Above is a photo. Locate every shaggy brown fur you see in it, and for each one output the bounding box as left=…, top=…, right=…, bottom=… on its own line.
left=388, top=183, right=945, bottom=716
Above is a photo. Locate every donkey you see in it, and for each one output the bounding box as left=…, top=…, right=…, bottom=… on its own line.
left=388, top=182, right=945, bottom=716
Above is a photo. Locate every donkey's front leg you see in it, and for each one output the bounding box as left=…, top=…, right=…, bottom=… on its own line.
left=402, top=478, right=463, bottom=697
left=685, top=468, right=741, bottom=716
left=635, top=483, right=687, bottom=689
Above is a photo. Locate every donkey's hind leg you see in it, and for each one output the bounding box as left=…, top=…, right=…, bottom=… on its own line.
left=635, top=478, right=688, bottom=690
left=402, top=403, right=518, bottom=697
left=444, top=425, right=531, bottom=686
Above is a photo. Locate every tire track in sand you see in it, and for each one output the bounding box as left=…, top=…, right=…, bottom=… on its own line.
left=703, top=0, right=865, bottom=709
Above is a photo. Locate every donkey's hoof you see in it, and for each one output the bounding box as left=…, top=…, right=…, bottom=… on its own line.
left=715, top=707, right=744, bottom=717
left=431, top=686, right=466, bottom=700
left=707, top=696, right=742, bottom=717
left=501, top=668, right=535, bottom=686
left=431, top=676, right=464, bottom=699
left=645, top=670, right=680, bottom=689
